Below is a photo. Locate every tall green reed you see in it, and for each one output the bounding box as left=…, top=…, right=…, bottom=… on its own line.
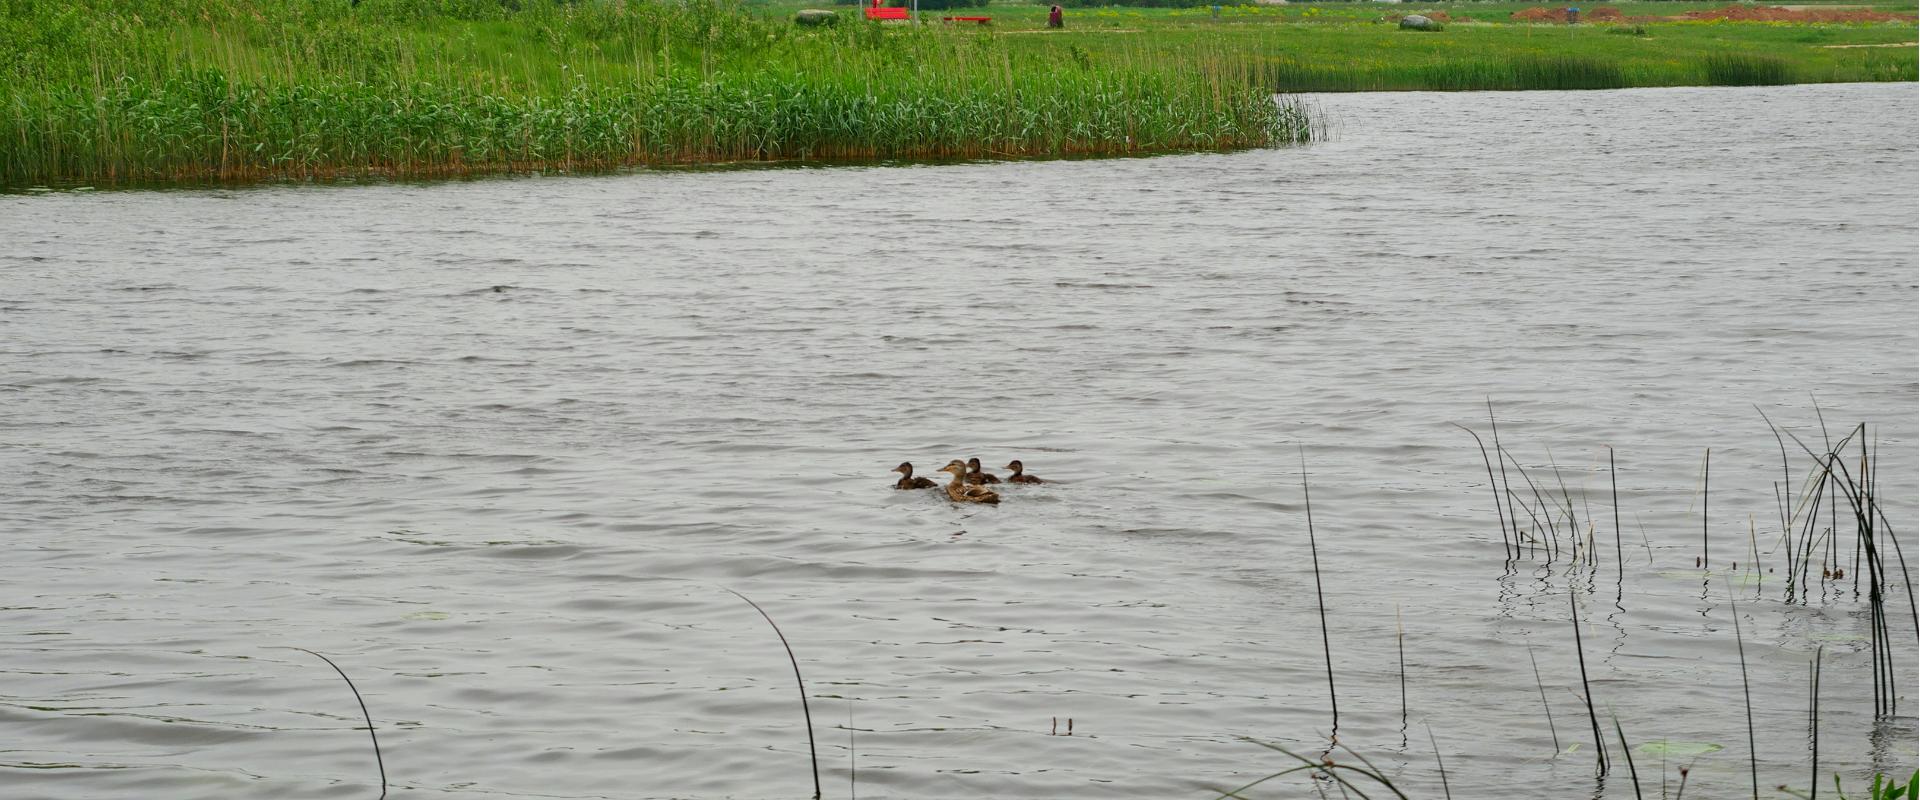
left=1, top=0, right=1313, bottom=185
left=1705, top=54, right=1796, bottom=86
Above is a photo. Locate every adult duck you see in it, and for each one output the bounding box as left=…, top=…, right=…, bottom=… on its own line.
left=938, top=460, right=1001, bottom=504
left=892, top=462, right=937, bottom=490
left=1003, top=460, right=1044, bottom=484
left=965, top=457, right=1002, bottom=485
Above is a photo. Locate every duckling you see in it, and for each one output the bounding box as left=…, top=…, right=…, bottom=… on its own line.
left=938, top=460, right=1000, bottom=504
left=892, top=461, right=937, bottom=490
left=965, top=457, right=1002, bottom=485
left=1003, top=460, right=1044, bottom=484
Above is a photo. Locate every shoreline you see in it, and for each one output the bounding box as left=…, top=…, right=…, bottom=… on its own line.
left=3, top=0, right=1912, bottom=187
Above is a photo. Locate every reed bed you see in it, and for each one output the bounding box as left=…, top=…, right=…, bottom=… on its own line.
left=1458, top=405, right=1916, bottom=727
left=1238, top=413, right=1915, bottom=800
left=0, top=0, right=1311, bottom=186
left=1705, top=54, right=1798, bottom=86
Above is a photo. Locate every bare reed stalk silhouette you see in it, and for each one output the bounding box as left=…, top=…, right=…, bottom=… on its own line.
left=293, top=648, right=387, bottom=800
left=726, top=589, right=822, bottom=800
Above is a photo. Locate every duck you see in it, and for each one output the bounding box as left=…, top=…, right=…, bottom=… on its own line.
left=892, top=461, right=938, bottom=490
left=938, top=460, right=1001, bottom=504
left=1003, top=460, right=1044, bottom=484
left=965, top=457, right=1003, bottom=485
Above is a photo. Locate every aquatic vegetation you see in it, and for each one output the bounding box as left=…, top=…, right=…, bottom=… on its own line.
left=0, top=0, right=1311, bottom=185
left=726, top=589, right=823, bottom=800
left=292, top=648, right=388, bottom=800
left=1704, top=53, right=1797, bottom=85
left=1460, top=405, right=1916, bottom=738
left=1783, top=772, right=1920, bottom=800
left=1637, top=740, right=1726, bottom=758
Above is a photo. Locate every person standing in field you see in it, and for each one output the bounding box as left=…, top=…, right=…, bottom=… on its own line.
left=1048, top=5, right=1064, bottom=28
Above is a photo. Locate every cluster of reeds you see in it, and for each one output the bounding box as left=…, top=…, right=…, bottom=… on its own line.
left=1240, top=423, right=1913, bottom=800
left=1456, top=403, right=1914, bottom=734
left=0, top=0, right=1312, bottom=185
left=1704, top=54, right=1797, bottom=86
left=1455, top=401, right=1626, bottom=567
left=1253, top=54, right=1635, bottom=93
left=1758, top=412, right=1917, bottom=718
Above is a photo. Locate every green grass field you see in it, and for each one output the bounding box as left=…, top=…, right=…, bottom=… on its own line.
left=2, top=0, right=1912, bottom=186
left=757, top=0, right=1916, bottom=91
left=0, top=0, right=1307, bottom=185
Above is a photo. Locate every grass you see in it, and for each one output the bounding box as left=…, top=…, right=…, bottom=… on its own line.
left=1705, top=53, right=1799, bottom=85
left=825, top=1, right=1916, bottom=92
left=5, top=0, right=1913, bottom=186
left=0, top=0, right=1309, bottom=186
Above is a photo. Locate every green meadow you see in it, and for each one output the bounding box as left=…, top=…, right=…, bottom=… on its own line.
left=797, top=0, right=1917, bottom=91
left=1, top=0, right=1912, bottom=186
left=0, top=0, right=1306, bottom=185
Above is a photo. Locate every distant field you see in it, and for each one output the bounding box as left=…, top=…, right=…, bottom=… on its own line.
left=3, top=0, right=1912, bottom=186
left=755, top=0, right=1917, bottom=91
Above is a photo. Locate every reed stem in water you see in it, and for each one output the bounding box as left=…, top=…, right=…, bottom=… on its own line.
left=1300, top=447, right=1339, bottom=738
left=1526, top=639, right=1561, bottom=754
left=293, top=648, right=388, bottom=800
left=1728, top=581, right=1757, bottom=800
left=1567, top=589, right=1608, bottom=776
left=726, top=589, right=822, bottom=800
left=1426, top=724, right=1453, bottom=800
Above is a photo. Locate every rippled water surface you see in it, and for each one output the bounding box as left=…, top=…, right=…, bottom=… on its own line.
left=4, top=83, right=1917, bottom=799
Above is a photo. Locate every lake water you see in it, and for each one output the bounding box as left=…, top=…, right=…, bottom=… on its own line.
left=3, top=83, right=1916, bottom=799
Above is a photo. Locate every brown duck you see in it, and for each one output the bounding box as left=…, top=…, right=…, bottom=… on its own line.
left=1003, top=460, right=1044, bottom=484
left=938, top=460, right=1001, bottom=504
left=892, top=462, right=937, bottom=490
left=965, top=457, right=1002, bottom=485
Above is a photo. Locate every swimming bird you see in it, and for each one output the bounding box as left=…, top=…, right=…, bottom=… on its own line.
left=892, top=462, right=937, bottom=490
left=938, top=460, right=1001, bottom=504
left=1003, top=460, right=1044, bottom=484
left=965, top=457, right=1002, bottom=485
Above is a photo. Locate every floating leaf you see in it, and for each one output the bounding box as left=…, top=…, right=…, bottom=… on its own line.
left=1637, top=740, right=1723, bottom=757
